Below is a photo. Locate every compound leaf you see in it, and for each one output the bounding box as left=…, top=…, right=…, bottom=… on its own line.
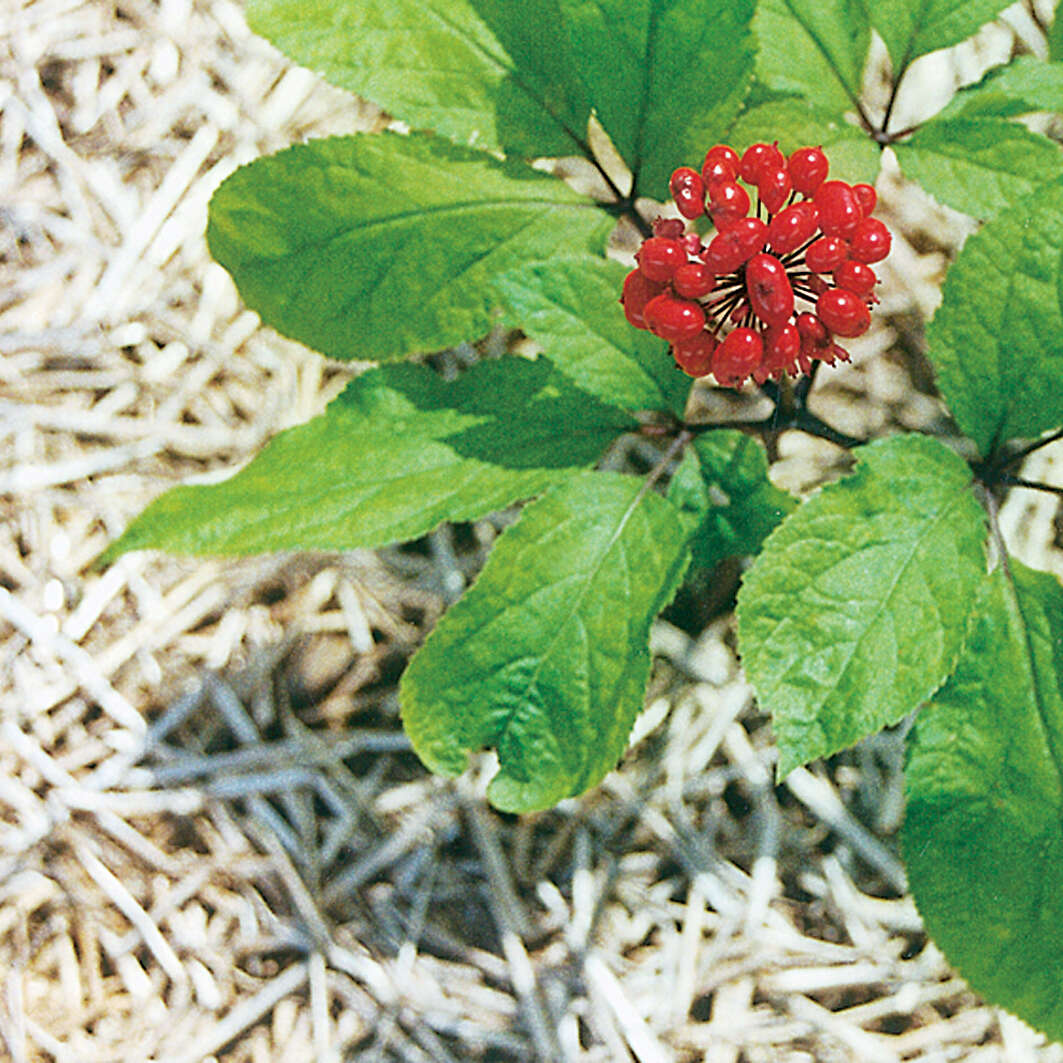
left=754, top=0, right=870, bottom=118
left=736, top=435, right=986, bottom=778
left=726, top=98, right=881, bottom=185
left=939, top=56, right=1063, bottom=119
left=493, top=257, right=689, bottom=417
left=893, top=117, right=1063, bottom=220
left=245, top=0, right=755, bottom=195
left=99, top=357, right=633, bottom=562
left=400, top=472, right=690, bottom=812
left=871, top=0, right=1016, bottom=74
left=668, top=432, right=796, bottom=571
left=207, top=132, right=611, bottom=363
left=926, top=176, right=1063, bottom=455
left=904, top=561, right=1063, bottom=1043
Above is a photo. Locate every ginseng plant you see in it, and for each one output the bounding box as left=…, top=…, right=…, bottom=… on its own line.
left=101, top=0, right=1063, bottom=1042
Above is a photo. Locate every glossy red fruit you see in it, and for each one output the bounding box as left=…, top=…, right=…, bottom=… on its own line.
left=816, top=287, right=871, bottom=337
left=760, top=322, right=801, bottom=375
left=746, top=253, right=794, bottom=325
left=833, top=260, right=877, bottom=297
left=653, top=217, right=685, bottom=239
left=703, top=144, right=741, bottom=173
left=670, top=166, right=706, bottom=219
left=708, top=180, right=751, bottom=228
left=739, top=142, right=785, bottom=185
left=644, top=293, right=706, bottom=342
left=814, top=180, right=862, bottom=238
left=795, top=311, right=829, bottom=346
left=672, top=261, right=716, bottom=299
left=848, top=217, right=892, bottom=263
left=767, top=202, right=819, bottom=255
left=758, top=165, right=793, bottom=215
left=621, top=269, right=665, bottom=330
left=805, top=235, right=849, bottom=274
left=852, top=183, right=877, bottom=216
left=712, top=327, right=763, bottom=386
left=637, top=237, right=686, bottom=282
left=672, top=332, right=716, bottom=377
left=702, top=217, right=768, bottom=273
left=788, top=146, right=829, bottom=196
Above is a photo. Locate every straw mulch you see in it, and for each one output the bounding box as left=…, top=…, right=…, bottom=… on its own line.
left=3, top=1, right=1063, bottom=1061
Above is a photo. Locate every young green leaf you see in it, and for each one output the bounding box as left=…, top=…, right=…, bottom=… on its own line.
left=400, top=472, right=690, bottom=813
left=938, top=56, right=1063, bottom=120
left=558, top=0, right=756, bottom=197
left=893, top=117, right=1063, bottom=220
left=926, top=176, right=1063, bottom=455
left=668, top=432, right=795, bottom=571
left=98, top=358, right=634, bottom=563
left=244, top=0, right=588, bottom=158
left=207, top=132, right=612, bottom=363
left=870, top=0, right=1016, bottom=75
left=726, top=99, right=881, bottom=186
left=736, top=435, right=986, bottom=778
left=904, top=561, right=1063, bottom=1043
left=753, top=0, right=870, bottom=118
left=493, top=257, right=689, bottom=417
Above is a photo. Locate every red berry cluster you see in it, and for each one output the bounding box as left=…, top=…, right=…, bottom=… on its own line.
left=621, top=142, right=891, bottom=386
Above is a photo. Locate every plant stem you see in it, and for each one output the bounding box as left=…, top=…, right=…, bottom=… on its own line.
left=997, top=475, right=1063, bottom=500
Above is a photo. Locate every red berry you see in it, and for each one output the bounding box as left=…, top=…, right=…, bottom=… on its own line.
left=848, top=217, right=891, bottom=263
left=767, top=202, right=819, bottom=255
left=672, top=261, right=716, bottom=299
left=702, top=217, right=768, bottom=273
left=672, top=333, right=716, bottom=377
left=637, top=237, right=686, bottom=282
left=833, top=260, right=877, bottom=297
left=814, top=180, right=862, bottom=238
left=644, top=293, right=706, bottom=342
left=805, top=235, right=849, bottom=274
left=670, top=167, right=706, bottom=220
left=816, top=287, right=870, bottom=338
left=708, top=180, right=751, bottom=228
left=852, top=183, right=877, bottom=216
left=681, top=232, right=703, bottom=256
left=712, top=327, right=763, bottom=386
left=739, top=142, right=785, bottom=185
left=746, top=253, right=794, bottom=325
left=621, top=269, right=665, bottom=330
left=653, top=218, right=685, bottom=239
left=760, top=322, right=801, bottom=374
left=796, top=311, right=829, bottom=346
left=703, top=144, right=740, bottom=173
left=788, top=146, right=829, bottom=196
left=758, top=165, right=793, bottom=215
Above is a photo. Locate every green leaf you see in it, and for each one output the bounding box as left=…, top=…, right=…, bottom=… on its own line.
left=1051, top=7, right=1063, bottom=63
left=400, top=472, right=690, bottom=812
left=562, top=0, right=756, bottom=196
left=753, top=0, right=870, bottom=117
left=244, top=0, right=586, bottom=158
left=893, top=117, right=1063, bottom=220
left=939, top=56, right=1063, bottom=119
left=871, top=0, right=1016, bottom=73
left=726, top=98, right=882, bottom=185
left=206, top=132, right=611, bottom=363
left=99, top=358, right=634, bottom=562
left=735, top=435, right=986, bottom=778
left=245, top=0, right=756, bottom=194
left=493, top=257, right=689, bottom=417
left=904, top=561, right=1063, bottom=1043
left=926, top=176, right=1063, bottom=455
left=668, top=432, right=796, bottom=571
